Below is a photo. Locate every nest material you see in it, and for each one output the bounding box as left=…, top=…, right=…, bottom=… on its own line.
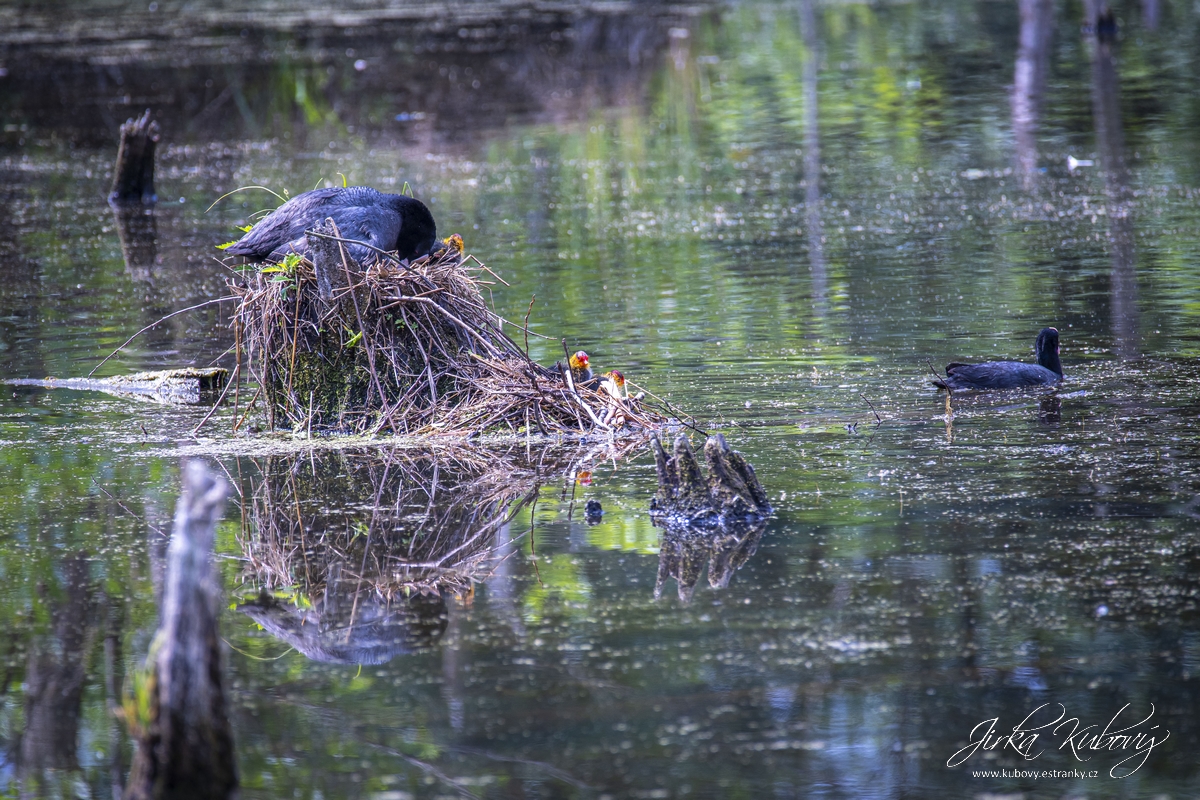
left=230, top=222, right=667, bottom=436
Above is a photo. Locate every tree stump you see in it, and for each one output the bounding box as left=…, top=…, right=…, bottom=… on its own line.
left=650, top=433, right=771, bottom=525
left=109, top=110, right=159, bottom=206
left=125, top=461, right=237, bottom=800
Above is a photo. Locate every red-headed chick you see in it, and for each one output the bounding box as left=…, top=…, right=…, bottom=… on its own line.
left=568, top=350, right=593, bottom=384
left=600, top=370, right=627, bottom=400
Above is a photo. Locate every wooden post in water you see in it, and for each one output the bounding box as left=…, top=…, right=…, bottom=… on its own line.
left=125, top=461, right=238, bottom=800
left=109, top=110, right=159, bottom=206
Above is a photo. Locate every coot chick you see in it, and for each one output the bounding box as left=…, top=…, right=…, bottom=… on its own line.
left=224, top=186, right=437, bottom=264
left=932, top=327, right=1063, bottom=391
left=556, top=351, right=594, bottom=387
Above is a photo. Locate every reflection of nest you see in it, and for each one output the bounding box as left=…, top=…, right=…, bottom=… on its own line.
left=239, top=579, right=448, bottom=665
left=240, top=447, right=537, bottom=598
left=653, top=519, right=766, bottom=603
left=236, top=446, right=541, bottom=663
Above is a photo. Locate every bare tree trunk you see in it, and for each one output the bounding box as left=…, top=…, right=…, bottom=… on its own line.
left=125, top=461, right=238, bottom=800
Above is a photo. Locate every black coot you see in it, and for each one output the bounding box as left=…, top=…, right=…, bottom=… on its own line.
left=224, top=186, right=437, bottom=264
left=932, top=327, right=1063, bottom=391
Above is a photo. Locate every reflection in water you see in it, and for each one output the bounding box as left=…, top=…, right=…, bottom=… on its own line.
left=800, top=0, right=827, bottom=311
left=1038, top=394, right=1062, bottom=423
left=112, top=206, right=159, bottom=283
left=1085, top=1, right=1140, bottom=359
left=653, top=520, right=766, bottom=602
left=1011, top=0, right=1054, bottom=188
left=239, top=571, right=449, bottom=666
left=1, top=3, right=705, bottom=146
left=17, top=552, right=96, bottom=789
left=236, top=448, right=540, bottom=664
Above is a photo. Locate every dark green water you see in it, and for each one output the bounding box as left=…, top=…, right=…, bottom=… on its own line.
left=2, top=1, right=1200, bottom=797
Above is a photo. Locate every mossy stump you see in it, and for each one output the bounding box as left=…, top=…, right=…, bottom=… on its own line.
left=650, top=433, right=772, bottom=525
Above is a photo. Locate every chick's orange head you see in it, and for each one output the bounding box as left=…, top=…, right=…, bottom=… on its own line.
left=443, top=233, right=464, bottom=254
left=605, top=370, right=625, bottom=386
left=570, top=351, right=589, bottom=369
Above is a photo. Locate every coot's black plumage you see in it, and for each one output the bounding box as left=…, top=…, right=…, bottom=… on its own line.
left=932, top=327, right=1063, bottom=391
left=224, top=186, right=437, bottom=264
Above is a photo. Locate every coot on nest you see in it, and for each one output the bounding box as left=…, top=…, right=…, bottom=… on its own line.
left=224, top=186, right=437, bottom=264
left=932, top=327, right=1063, bottom=391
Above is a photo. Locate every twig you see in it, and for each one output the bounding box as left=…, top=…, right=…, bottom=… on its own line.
left=285, top=278, right=302, bottom=404
left=529, top=492, right=543, bottom=588
left=233, top=319, right=242, bottom=432
left=89, top=296, right=236, bottom=377
left=859, top=392, right=882, bottom=425
left=522, top=295, right=535, bottom=356
left=93, top=480, right=166, bottom=538
left=627, top=380, right=707, bottom=436
left=232, top=385, right=262, bottom=434
left=191, top=360, right=239, bottom=437
left=362, top=741, right=479, bottom=800
left=928, top=359, right=954, bottom=416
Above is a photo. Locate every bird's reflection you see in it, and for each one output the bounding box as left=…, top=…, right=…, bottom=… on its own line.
left=235, top=448, right=541, bottom=664
left=1038, top=394, right=1062, bottom=424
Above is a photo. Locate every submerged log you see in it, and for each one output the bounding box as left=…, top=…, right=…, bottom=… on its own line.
left=650, top=433, right=771, bottom=525
left=125, top=461, right=237, bottom=800
left=6, top=367, right=228, bottom=405
left=109, top=110, right=159, bottom=206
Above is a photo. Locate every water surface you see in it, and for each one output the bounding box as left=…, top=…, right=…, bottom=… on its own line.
left=2, top=1, right=1200, bottom=797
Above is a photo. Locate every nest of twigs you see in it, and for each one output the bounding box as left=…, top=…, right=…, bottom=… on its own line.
left=229, top=223, right=669, bottom=436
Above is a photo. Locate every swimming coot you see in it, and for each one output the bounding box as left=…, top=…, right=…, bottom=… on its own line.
left=224, top=186, right=437, bottom=264
left=932, top=327, right=1063, bottom=391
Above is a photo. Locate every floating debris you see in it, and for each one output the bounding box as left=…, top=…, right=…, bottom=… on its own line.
left=6, top=367, right=228, bottom=405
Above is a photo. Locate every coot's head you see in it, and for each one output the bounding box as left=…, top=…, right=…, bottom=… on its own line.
left=569, top=351, right=590, bottom=372
left=1035, top=327, right=1062, bottom=374
left=394, top=196, right=438, bottom=260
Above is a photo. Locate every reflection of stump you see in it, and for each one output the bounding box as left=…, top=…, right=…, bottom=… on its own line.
left=113, top=205, right=159, bottom=281
left=650, top=433, right=771, bottom=525
left=110, top=110, right=159, bottom=206
left=654, top=520, right=766, bottom=603
left=126, top=462, right=237, bottom=800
